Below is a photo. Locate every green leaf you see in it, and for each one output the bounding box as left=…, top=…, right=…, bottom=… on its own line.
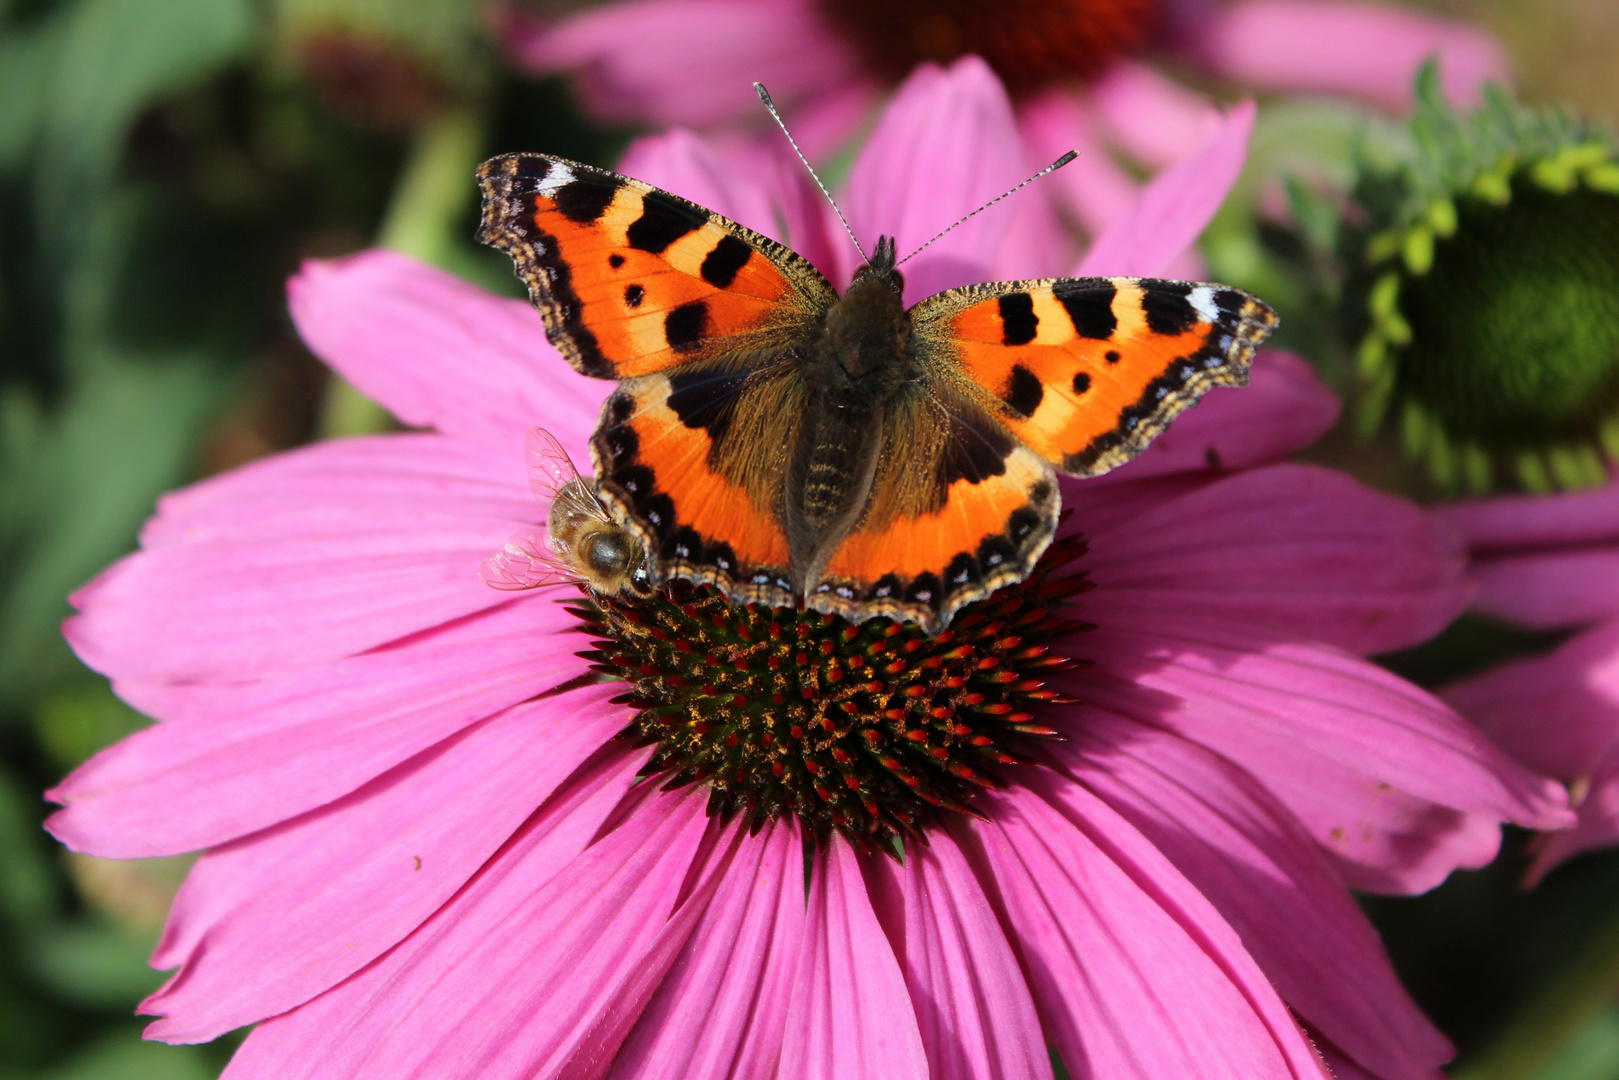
left=36, top=0, right=256, bottom=190
left=23, top=920, right=164, bottom=1009
left=0, top=762, right=56, bottom=924
left=33, top=680, right=149, bottom=772
left=0, top=353, right=225, bottom=709
left=29, top=1030, right=216, bottom=1080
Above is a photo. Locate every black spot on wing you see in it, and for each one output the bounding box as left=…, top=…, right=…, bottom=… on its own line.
left=868, top=573, right=903, bottom=600
left=553, top=178, right=620, bottom=223
left=1007, top=506, right=1043, bottom=544
left=665, top=301, right=710, bottom=353
left=1214, top=288, right=1247, bottom=316
left=938, top=403, right=1013, bottom=488
left=512, top=157, right=552, bottom=180
left=628, top=190, right=707, bottom=253
left=1002, top=364, right=1044, bottom=418
left=905, top=572, right=943, bottom=610
left=1055, top=282, right=1117, bottom=339
left=975, top=534, right=1015, bottom=571
left=1105, top=350, right=1120, bottom=364
left=944, top=552, right=981, bottom=590
left=700, top=235, right=754, bottom=288
left=997, top=292, right=1038, bottom=345
left=1072, top=372, right=1091, bottom=394
left=1142, top=282, right=1198, bottom=335
left=624, top=284, right=644, bottom=308
left=609, top=253, right=625, bottom=268
left=666, top=366, right=748, bottom=450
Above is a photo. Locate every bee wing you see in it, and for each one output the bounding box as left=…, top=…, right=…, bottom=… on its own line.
left=478, top=527, right=581, bottom=591
left=525, top=426, right=601, bottom=509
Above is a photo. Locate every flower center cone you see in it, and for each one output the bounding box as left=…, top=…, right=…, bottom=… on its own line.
left=574, top=536, right=1091, bottom=845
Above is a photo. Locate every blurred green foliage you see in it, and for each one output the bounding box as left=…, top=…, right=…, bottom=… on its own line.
left=1, top=0, right=1618, bottom=1076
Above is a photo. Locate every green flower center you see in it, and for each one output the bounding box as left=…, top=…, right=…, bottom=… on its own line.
left=1399, top=182, right=1619, bottom=446
left=572, top=537, right=1088, bottom=843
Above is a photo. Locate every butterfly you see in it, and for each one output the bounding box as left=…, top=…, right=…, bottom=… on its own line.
left=476, top=152, right=1277, bottom=633
left=479, top=425, right=653, bottom=597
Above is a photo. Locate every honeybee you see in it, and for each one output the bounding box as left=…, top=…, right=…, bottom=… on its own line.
left=480, top=426, right=652, bottom=596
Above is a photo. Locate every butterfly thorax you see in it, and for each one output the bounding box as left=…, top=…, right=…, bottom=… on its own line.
left=785, top=237, right=918, bottom=592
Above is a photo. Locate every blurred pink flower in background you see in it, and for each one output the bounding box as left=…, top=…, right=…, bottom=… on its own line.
left=1439, top=487, right=1619, bottom=881
left=45, top=60, right=1568, bottom=1080
left=507, top=0, right=1508, bottom=244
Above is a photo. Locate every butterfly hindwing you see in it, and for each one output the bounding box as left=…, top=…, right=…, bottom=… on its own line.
left=913, top=277, right=1278, bottom=476
left=807, top=383, right=1060, bottom=632
left=592, top=359, right=803, bottom=607
left=476, top=153, right=838, bottom=379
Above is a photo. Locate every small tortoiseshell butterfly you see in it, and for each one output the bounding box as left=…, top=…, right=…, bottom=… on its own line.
left=476, top=153, right=1277, bottom=633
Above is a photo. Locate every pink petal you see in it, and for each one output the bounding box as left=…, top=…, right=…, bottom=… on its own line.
left=1075, top=99, right=1255, bottom=278
left=967, top=777, right=1330, bottom=1080
left=67, top=434, right=536, bottom=683
left=1083, top=463, right=1468, bottom=655
left=1435, top=484, right=1619, bottom=628
left=142, top=689, right=632, bottom=1041
left=842, top=56, right=1027, bottom=302
left=288, top=250, right=607, bottom=460
left=1186, top=0, right=1510, bottom=112
left=224, top=787, right=716, bottom=1080
left=1054, top=714, right=1450, bottom=1080
left=1089, top=61, right=1223, bottom=170
left=1070, top=627, right=1572, bottom=892
left=1100, top=350, right=1341, bottom=481
left=48, top=597, right=585, bottom=858
left=1018, top=91, right=1141, bottom=240
left=866, top=832, right=1054, bottom=1080
left=510, top=0, right=860, bottom=133
left=607, top=820, right=804, bottom=1080
left=1472, top=551, right=1619, bottom=630
left=1442, top=620, right=1619, bottom=780
left=780, top=835, right=929, bottom=1080
left=1531, top=752, right=1619, bottom=881
left=1435, top=482, right=1619, bottom=550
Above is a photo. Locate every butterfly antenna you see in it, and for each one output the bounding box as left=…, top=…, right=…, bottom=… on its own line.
left=897, top=151, right=1079, bottom=266
left=754, top=82, right=868, bottom=263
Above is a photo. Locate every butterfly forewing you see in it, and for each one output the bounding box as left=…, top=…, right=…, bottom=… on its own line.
left=476, top=153, right=837, bottom=380
left=912, top=277, right=1278, bottom=476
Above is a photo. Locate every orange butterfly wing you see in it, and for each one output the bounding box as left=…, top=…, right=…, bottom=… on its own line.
left=476, top=153, right=836, bottom=379
left=913, top=277, right=1278, bottom=476
left=590, top=364, right=802, bottom=608
left=478, top=153, right=839, bottom=604
left=805, top=383, right=1060, bottom=633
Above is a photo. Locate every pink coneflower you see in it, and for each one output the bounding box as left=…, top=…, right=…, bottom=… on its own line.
left=507, top=0, right=1508, bottom=243
left=1438, top=487, right=1619, bottom=881
left=48, top=66, right=1565, bottom=1080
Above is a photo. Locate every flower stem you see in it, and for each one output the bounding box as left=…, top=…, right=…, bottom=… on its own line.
left=319, top=104, right=483, bottom=438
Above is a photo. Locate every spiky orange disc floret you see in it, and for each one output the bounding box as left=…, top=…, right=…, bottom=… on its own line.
left=570, top=535, right=1092, bottom=845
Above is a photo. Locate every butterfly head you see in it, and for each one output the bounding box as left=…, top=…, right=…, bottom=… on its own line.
left=849, top=234, right=903, bottom=292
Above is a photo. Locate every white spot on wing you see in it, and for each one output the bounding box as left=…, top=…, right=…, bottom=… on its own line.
left=535, top=163, right=576, bottom=198
left=1189, top=286, right=1221, bottom=324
